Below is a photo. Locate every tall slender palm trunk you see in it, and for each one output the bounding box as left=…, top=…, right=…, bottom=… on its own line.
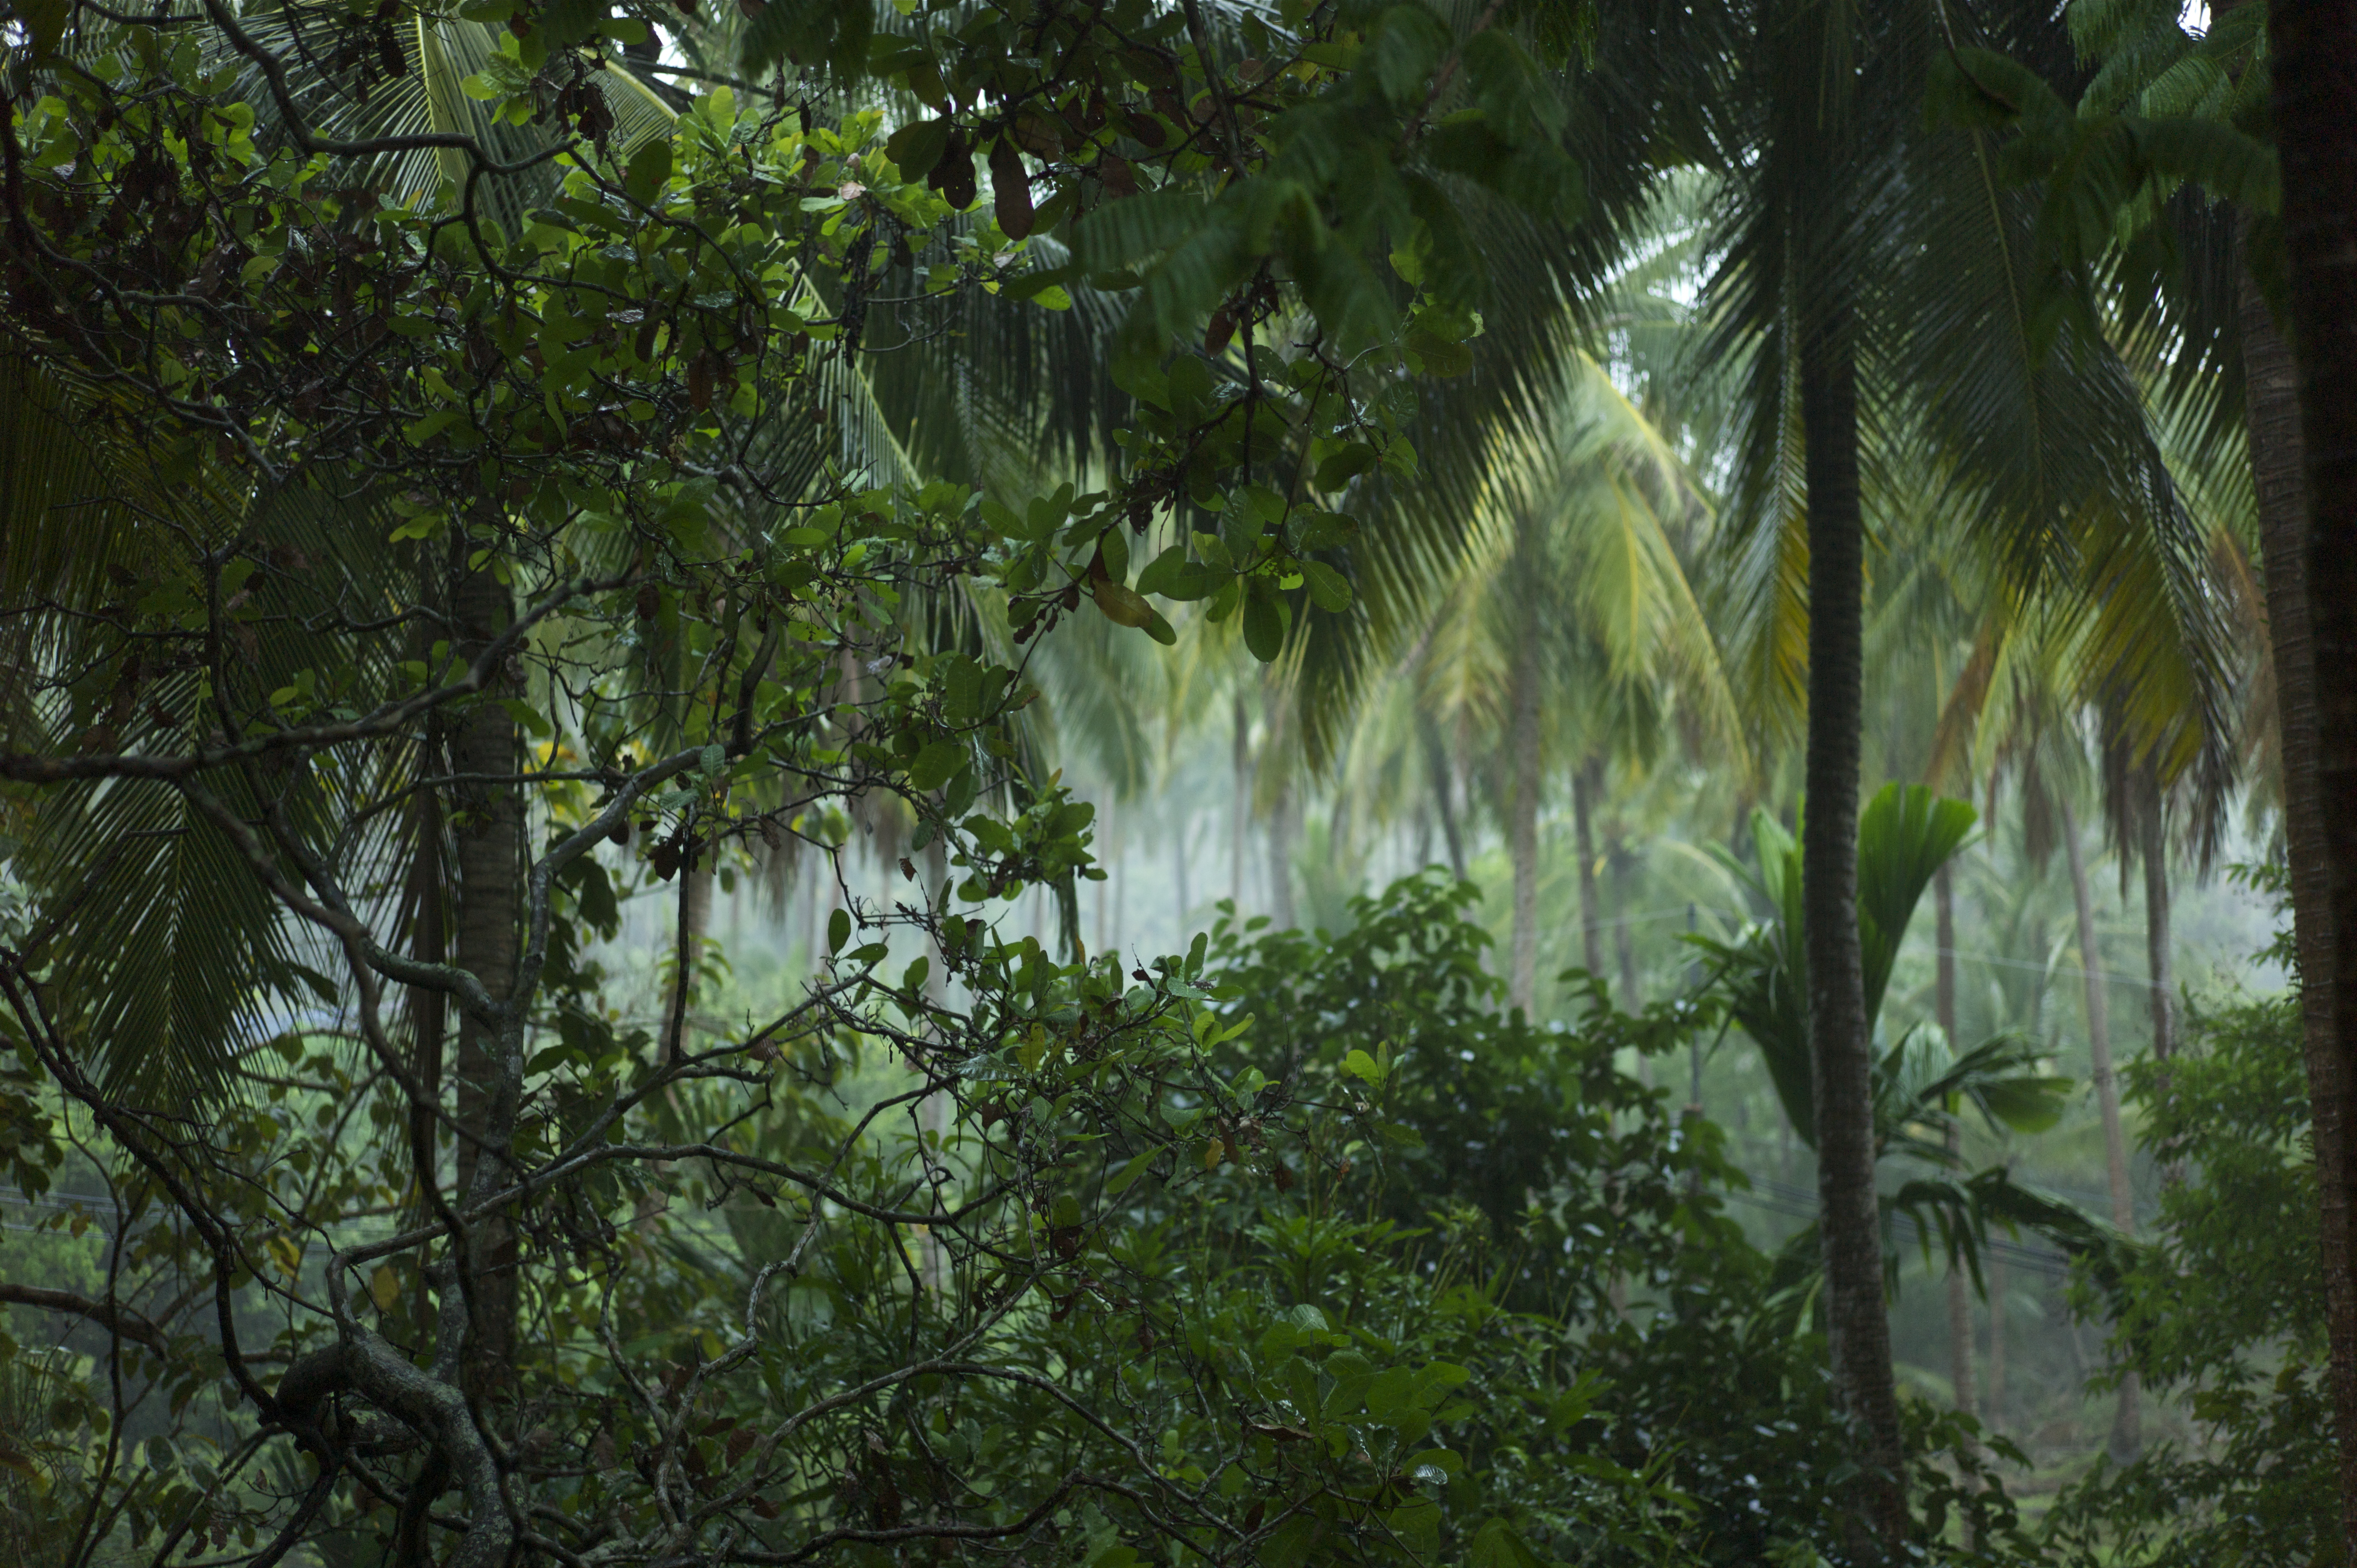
left=1506, top=636, right=1542, bottom=1014
left=1798, top=326, right=1907, bottom=1550
left=1421, top=714, right=1467, bottom=881
left=1095, top=799, right=1113, bottom=958
left=1936, top=867, right=1974, bottom=1428
left=1173, top=810, right=1190, bottom=928
left=450, top=561, right=520, bottom=1395
left=2140, top=784, right=2176, bottom=1065
left=1573, top=761, right=1606, bottom=980
left=1611, top=835, right=1641, bottom=1012
left=2062, top=801, right=2139, bottom=1460
left=1986, top=1242, right=2008, bottom=1428
left=1230, top=694, right=1249, bottom=908
left=1268, top=782, right=1297, bottom=930
left=2142, top=780, right=2181, bottom=1187
left=2240, top=71, right=2357, bottom=1530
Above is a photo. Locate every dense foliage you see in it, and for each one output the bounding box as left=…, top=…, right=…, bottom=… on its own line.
left=0, top=0, right=2340, bottom=1559
left=2049, top=986, right=2338, bottom=1566
left=0, top=0, right=1606, bottom=1561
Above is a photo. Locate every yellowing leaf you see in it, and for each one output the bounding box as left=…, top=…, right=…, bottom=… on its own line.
left=1091, top=578, right=1155, bottom=628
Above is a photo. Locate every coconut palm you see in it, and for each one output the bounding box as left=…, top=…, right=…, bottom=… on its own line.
left=1684, top=0, right=2254, bottom=1532
left=1439, top=343, right=1736, bottom=1014
left=1948, top=4, right=2357, bottom=1513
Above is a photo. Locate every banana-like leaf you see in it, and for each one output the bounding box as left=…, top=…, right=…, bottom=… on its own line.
left=1855, top=783, right=1978, bottom=1027
left=1764, top=1165, right=2123, bottom=1308
left=1694, top=782, right=1980, bottom=1148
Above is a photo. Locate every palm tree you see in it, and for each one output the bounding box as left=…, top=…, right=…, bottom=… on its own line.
left=1691, top=0, right=2251, bottom=1532
left=1692, top=784, right=2096, bottom=1291
left=1902, top=8, right=2357, bottom=1503
left=1422, top=344, right=1735, bottom=1013
left=2268, top=0, right=2357, bottom=1538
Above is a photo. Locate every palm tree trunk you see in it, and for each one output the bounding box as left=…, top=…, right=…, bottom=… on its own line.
left=1986, top=1240, right=2008, bottom=1430
left=1174, top=808, right=1191, bottom=928
left=2062, top=800, right=2139, bottom=1460
left=1573, top=760, right=1606, bottom=980
left=1268, top=782, right=1297, bottom=930
left=1094, top=798, right=1112, bottom=959
left=1421, top=714, right=1467, bottom=882
left=1798, top=325, right=1907, bottom=1549
left=450, top=560, right=520, bottom=1396
left=2240, top=144, right=2357, bottom=1533
left=1507, top=636, right=1542, bottom=1015
left=2140, top=771, right=2181, bottom=1188
left=2141, top=785, right=2175, bottom=1064
left=1231, top=694, right=1249, bottom=907
left=1611, top=835, right=1642, bottom=1012
left=1936, top=867, right=1974, bottom=1427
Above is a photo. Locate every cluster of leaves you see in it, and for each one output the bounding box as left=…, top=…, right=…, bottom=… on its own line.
left=2046, top=986, right=2339, bottom=1567
left=0, top=0, right=2176, bottom=1562
left=1690, top=784, right=2103, bottom=1300
left=0, top=834, right=2053, bottom=1568
left=1178, top=873, right=2036, bottom=1565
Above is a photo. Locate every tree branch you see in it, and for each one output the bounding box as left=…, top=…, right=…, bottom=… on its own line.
left=0, top=1282, right=170, bottom=1355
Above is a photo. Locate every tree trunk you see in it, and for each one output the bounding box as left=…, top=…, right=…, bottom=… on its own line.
left=1507, top=635, right=1542, bottom=1015
left=1421, top=715, right=1467, bottom=881
left=2142, top=778, right=2184, bottom=1186
left=2242, top=57, right=2357, bottom=1533
left=400, top=807, right=447, bottom=1332
left=2140, top=785, right=2175, bottom=1065
left=1095, top=798, right=1112, bottom=959
left=2063, top=800, right=2139, bottom=1461
left=1612, top=835, right=1642, bottom=1012
left=1573, top=760, right=1607, bottom=981
left=1174, top=808, right=1191, bottom=929
left=662, top=864, right=713, bottom=1061
left=1936, top=866, right=1975, bottom=1427
left=1986, top=1241, right=2007, bottom=1430
left=1799, top=326, right=1907, bottom=1551
left=1269, top=782, right=1297, bottom=930
left=449, top=561, right=520, bottom=1397
left=1231, top=694, right=1249, bottom=908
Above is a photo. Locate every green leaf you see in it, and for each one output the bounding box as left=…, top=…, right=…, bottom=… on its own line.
left=1133, top=544, right=1190, bottom=597
left=16, top=0, right=66, bottom=57
left=1104, top=1148, right=1158, bottom=1196
left=885, top=117, right=951, bottom=181
left=1241, top=586, right=1286, bottom=661
left=908, top=738, right=965, bottom=791
left=1300, top=560, right=1352, bottom=613
left=1371, top=4, right=1450, bottom=105
left=623, top=137, right=673, bottom=208
left=1467, top=1520, right=1547, bottom=1568
left=1404, top=329, right=1472, bottom=377
left=1855, top=784, right=1978, bottom=1027
left=828, top=908, right=852, bottom=955
left=1314, top=443, right=1377, bottom=490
